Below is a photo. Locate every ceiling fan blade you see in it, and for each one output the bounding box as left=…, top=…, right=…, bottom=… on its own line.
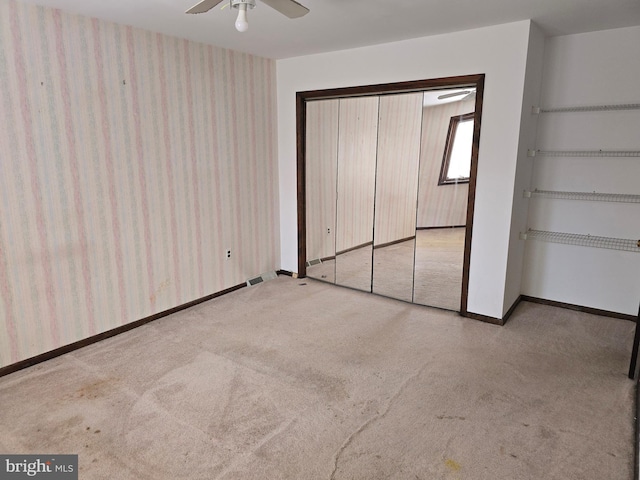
left=437, top=90, right=471, bottom=100
left=186, top=0, right=225, bottom=14
left=260, top=0, right=309, bottom=18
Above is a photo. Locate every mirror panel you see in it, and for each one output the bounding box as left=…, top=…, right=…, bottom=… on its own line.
left=335, top=97, right=379, bottom=292
left=305, top=99, right=339, bottom=283
left=372, top=93, right=423, bottom=302
left=413, top=91, right=474, bottom=310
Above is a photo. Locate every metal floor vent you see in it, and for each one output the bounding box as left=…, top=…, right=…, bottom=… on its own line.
left=246, top=270, right=277, bottom=287
left=306, top=258, right=322, bottom=267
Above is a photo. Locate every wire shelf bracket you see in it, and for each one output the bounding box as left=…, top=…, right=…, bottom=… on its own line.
left=521, top=229, right=640, bottom=253
left=524, top=189, right=640, bottom=204
left=532, top=103, right=640, bottom=114
left=527, top=149, right=640, bottom=158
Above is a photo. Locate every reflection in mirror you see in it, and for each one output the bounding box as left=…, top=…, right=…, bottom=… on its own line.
left=439, top=112, right=474, bottom=185
left=335, top=97, right=379, bottom=292
left=372, top=93, right=423, bottom=302
left=305, top=99, right=339, bottom=283
left=413, top=89, right=474, bottom=310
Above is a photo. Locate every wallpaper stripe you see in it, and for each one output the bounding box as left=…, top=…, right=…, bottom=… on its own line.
left=92, top=18, right=128, bottom=325
left=266, top=60, right=279, bottom=265
left=183, top=40, right=205, bottom=297
left=58, top=13, right=98, bottom=334
left=249, top=56, right=260, bottom=273
left=157, top=34, right=182, bottom=305
left=0, top=217, right=17, bottom=363
left=145, top=30, right=171, bottom=310
left=35, top=7, right=79, bottom=341
left=10, top=2, right=61, bottom=346
left=113, top=25, right=145, bottom=318
left=0, top=21, right=36, bottom=360
left=206, top=47, right=226, bottom=288
left=229, top=50, right=243, bottom=276
left=125, top=26, right=156, bottom=313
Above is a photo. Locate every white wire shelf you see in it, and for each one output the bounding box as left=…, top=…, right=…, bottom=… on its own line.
left=528, top=149, right=640, bottom=158
left=532, top=103, right=640, bottom=114
left=524, top=189, right=640, bottom=204
left=520, top=229, right=640, bottom=253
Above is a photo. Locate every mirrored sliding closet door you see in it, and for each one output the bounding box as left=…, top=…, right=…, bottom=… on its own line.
left=302, top=76, right=482, bottom=313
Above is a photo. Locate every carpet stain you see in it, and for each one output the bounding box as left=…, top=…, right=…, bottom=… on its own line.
left=74, top=377, right=119, bottom=400
left=437, top=415, right=465, bottom=421
left=445, top=458, right=461, bottom=471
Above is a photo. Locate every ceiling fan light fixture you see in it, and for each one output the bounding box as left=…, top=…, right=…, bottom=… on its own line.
left=437, top=90, right=471, bottom=100
left=231, top=0, right=255, bottom=32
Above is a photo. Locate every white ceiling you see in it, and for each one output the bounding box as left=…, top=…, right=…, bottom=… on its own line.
left=16, top=0, right=640, bottom=59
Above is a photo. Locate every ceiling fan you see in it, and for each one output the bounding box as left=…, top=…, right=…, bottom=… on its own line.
left=186, top=0, right=309, bottom=32
left=437, top=90, right=476, bottom=102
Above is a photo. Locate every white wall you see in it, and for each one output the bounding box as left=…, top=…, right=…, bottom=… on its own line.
left=502, top=22, right=546, bottom=315
left=277, top=20, right=535, bottom=319
left=522, top=26, right=640, bottom=315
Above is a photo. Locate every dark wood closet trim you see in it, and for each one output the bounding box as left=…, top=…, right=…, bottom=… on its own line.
left=297, top=74, right=485, bottom=317
left=0, top=282, right=246, bottom=378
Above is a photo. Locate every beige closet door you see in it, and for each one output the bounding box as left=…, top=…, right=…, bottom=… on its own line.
left=305, top=99, right=339, bottom=283
left=372, top=93, right=423, bottom=302
left=335, top=96, right=379, bottom=292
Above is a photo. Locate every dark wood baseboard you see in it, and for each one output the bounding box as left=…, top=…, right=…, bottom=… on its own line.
left=276, top=270, right=294, bottom=277
left=502, top=295, right=523, bottom=325
left=373, top=236, right=416, bottom=250
left=336, top=241, right=373, bottom=256
left=460, top=311, right=504, bottom=326
left=521, top=295, right=637, bottom=322
left=0, top=282, right=246, bottom=379
left=417, top=225, right=465, bottom=230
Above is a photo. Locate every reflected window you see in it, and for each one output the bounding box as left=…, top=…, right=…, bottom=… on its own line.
left=438, top=112, right=474, bottom=185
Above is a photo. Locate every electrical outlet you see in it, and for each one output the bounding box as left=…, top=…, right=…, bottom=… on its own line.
left=226, top=249, right=231, bottom=259
left=327, top=227, right=331, bottom=234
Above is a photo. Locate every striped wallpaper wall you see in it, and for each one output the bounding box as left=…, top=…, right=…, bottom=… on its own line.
left=0, top=0, right=279, bottom=368
left=417, top=98, right=474, bottom=227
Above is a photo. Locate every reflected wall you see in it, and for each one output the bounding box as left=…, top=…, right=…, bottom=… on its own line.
left=335, top=97, right=379, bottom=292
left=413, top=97, right=474, bottom=309
left=305, top=99, right=339, bottom=283
left=372, top=93, right=423, bottom=302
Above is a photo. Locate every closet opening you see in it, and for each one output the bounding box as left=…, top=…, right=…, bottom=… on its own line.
left=296, top=74, right=484, bottom=315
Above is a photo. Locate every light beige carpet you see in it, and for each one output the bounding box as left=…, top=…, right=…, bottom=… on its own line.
left=0, top=276, right=634, bottom=479
left=413, top=228, right=465, bottom=311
